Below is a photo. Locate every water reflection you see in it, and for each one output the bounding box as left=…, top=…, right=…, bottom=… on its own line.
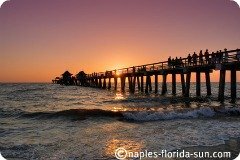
left=111, top=106, right=127, bottom=112
left=105, top=139, right=143, bottom=158
left=115, top=92, right=125, bottom=100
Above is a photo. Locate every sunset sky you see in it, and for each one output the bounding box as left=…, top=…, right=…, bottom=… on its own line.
left=0, top=0, right=239, bottom=82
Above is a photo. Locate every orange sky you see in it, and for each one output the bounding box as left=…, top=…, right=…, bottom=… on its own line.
left=0, top=0, right=240, bottom=82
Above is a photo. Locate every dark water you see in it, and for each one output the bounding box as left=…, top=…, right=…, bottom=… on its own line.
left=0, top=83, right=240, bottom=159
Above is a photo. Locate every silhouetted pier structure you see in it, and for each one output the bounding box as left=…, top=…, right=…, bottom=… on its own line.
left=53, top=49, right=240, bottom=102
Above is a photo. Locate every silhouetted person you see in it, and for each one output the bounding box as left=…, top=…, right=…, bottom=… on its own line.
left=143, top=65, right=146, bottom=71
left=168, top=56, right=172, bottom=68
left=179, top=57, right=183, bottom=66
left=192, top=52, right=197, bottom=65
left=215, top=51, right=220, bottom=63
left=216, top=50, right=223, bottom=63
left=219, top=50, right=223, bottom=63
left=187, top=54, right=192, bottom=66
left=224, top=48, right=228, bottom=62
left=204, top=49, right=209, bottom=64
left=172, top=58, right=175, bottom=68
left=199, top=50, right=203, bottom=65
left=175, top=57, right=182, bottom=67
left=175, top=57, right=179, bottom=67
left=137, top=67, right=141, bottom=72
left=211, top=52, right=216, bottom=64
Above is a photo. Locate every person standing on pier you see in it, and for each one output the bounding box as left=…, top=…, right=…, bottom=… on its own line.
left=187, top=54, right=192, bottom=66
left=143, top=65, right=146, bottom=71
left=175, top=57, right=179, bottom=67
left=179, top=57, right=183, bottom=67
left=216, top=51, right=221, bottom=64
left=199, top=50, right=204, bottom=65
left=168, top=56, right=172, bottom=68
left=133, top=66, right=136, bottom=73
left=192, top=52, right=198, bottom=65
left=224, top=48, right=228, bottom=62
left=172, top=58, right=175, bottom=68
left=218, top=50, right=223, bottom=63
left=211, top=52, right=216, bottom=64
left=204, top=49, right=210, bottom=64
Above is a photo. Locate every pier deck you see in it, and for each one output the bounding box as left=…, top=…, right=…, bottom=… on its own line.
left=53, top=49, right=240, bottom=102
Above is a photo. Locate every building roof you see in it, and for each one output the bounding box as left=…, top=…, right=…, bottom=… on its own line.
left=62, top=71, right=73, bottom=76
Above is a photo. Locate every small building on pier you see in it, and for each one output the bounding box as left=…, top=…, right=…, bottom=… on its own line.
left=61, top=71, right=74, bottom=85
left=76, top=71, right=88, bottom=86
left=52, top=77, right=61, bottom=84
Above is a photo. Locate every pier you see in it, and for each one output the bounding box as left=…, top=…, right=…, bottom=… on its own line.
left=53, top=49, right=240, bottom=102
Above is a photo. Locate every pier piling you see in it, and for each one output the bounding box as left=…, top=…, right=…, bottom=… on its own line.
left=108, top=78, right=111, bottom=89
left=185, top=72, right=191, bottom=97
left=155, top=74, right=158, bottom=94
left=137, top=76, right=141, bottom=91
left=196, top=72, right=201, bottom=96
left=121, top=77, right=126, bottom=91
left=114, top=77, right=117, bottom=90
left=149, top=76, right=152, bottom=92
left=218, top=69, right=226, bottom=102
left=132, top=76, right=136, bottom=93
left=103, top=78, right=106, bottom=89
left=205, top=71, right=211, bottom=96
left=231, top=69, right=237, bottom=103
left=161, top=74, right=167, bottom=95
left=172, top=73, right=176, bottom=95
left=141, top=76, right=144, bottom=92
left=99, top=78, right=102, bottom=88
left=181, top=73, right=185, bottom=95
left=128, top=77, right=132, bottom=91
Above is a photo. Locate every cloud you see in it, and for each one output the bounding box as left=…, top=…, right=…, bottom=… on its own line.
left=231, top=0, right=240, bottom=7
left=0, top=0, right=9, bottom=8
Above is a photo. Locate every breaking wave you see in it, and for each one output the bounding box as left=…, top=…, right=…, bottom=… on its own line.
left=15, top=107, right=240, bottom=122
left=19, top=109, right=123, bottom=120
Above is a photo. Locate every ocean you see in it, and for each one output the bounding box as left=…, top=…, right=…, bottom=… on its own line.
left=0, top=83, right=240, bottom=159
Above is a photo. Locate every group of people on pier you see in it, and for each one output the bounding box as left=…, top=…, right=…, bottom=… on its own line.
left=100, top=49, right=240, bottom=76
left=167, top=56, right=184, bottom=68
left=167, top=48, right=240, bottom=68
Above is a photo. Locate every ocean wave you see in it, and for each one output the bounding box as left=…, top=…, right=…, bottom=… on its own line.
left=17, top=107, right=240, bottom=121
left=19, top=109, right=123, bottom=120
left=123, top=107, right=240, bottom=121
left=9, top=87, right=46, bottom=95
left=0, top=108, right=23, bottom=118
left=123, top=107, right=215, bottom=121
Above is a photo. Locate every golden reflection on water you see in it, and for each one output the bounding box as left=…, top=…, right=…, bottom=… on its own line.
left=105, top=139, right=143, bottom=157
left=115, top=93, right=125, bottom=100
left=111, top=106, right=127, bottom=112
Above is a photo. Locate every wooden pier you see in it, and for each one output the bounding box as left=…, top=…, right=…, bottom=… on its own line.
left=53, top=49, right=240, bottom=102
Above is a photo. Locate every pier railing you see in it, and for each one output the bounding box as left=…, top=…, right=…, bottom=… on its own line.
left=53, top=48, right=240, bottom=102
left=88, top=49, right=240, bottom=78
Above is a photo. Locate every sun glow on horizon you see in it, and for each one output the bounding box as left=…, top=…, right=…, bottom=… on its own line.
left=116, top=71, right=121, bottom=76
